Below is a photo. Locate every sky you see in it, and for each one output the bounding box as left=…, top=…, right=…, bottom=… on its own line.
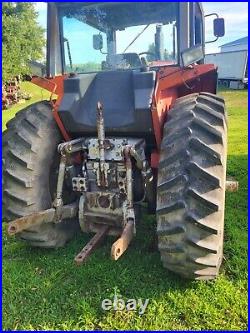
left=35, top=2, right=248, bottom=64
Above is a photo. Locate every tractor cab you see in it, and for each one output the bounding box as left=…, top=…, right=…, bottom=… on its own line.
left=47, top=2, right=206, bottom=75
left=47, top=2, right=224, bottom=75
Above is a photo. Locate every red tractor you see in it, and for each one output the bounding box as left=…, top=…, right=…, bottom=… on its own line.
left=3, top=2, right=227, bottom=280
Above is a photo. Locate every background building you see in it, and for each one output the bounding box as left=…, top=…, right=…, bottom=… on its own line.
left=220, top=36, right=248, bottom=53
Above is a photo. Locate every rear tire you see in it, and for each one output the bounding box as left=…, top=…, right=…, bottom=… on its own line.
left=157, top=93, right=227, bottom=280
left=2, top=101, right=79, bottom=248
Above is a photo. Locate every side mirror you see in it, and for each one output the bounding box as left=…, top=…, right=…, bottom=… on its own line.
left=205, top=14, right=225, bottom=44
left=93, top=34, right=103, bottom=50
left=213, top=18, right=225, bottom=37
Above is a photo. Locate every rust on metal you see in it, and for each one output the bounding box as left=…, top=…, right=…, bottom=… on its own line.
left=96, top=101, right=109, bottom=187
left=74, top=225, right=110, bottom=265
left=123, top=146, right=133, bottom=207
left=111, top=219, right=134, bottom=260
left=226, top=180, right=239, bottom=192
left=8, top=208, right=55, bottom=235
left=97, top=101, right=105, bottom=159
left=53, top=154, right=67, bottom=216
left=7, top=203, right=78, bottom=235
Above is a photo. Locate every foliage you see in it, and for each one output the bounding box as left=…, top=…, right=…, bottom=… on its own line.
left=65, top=62, right=102, bottom=73
left=147, top=43, right=174, bottom=62
left=2, top=82, right=50, bottom=131
left=2, top=2, right=45, bottom=82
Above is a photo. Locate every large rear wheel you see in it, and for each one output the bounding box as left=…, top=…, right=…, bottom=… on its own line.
left=157, top=93, right=227, bottom=280
left=2, top=101, right=79, bottom=248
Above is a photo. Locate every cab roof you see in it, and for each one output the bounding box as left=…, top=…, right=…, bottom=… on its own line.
left=53, top=2, right=178, bottom=30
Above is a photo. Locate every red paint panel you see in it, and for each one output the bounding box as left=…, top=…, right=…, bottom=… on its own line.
left=150, top=64, right=217, bottom=168
left=32, top=75, right=70, bottom=141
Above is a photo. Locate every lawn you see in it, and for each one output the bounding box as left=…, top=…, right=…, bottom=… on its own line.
left=2, top=82, right=50, bottom=131
left=2, top=83, right=248, bottom=330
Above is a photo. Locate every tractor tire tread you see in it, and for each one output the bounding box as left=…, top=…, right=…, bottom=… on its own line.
left=2, top=101, right=79, bottom=248
left=157, top=92, right=227, bottom=280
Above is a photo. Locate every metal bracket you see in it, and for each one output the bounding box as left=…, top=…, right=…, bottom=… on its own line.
left=74, top=225, right=110, bottom=265
left=111, top=219, right=134, bottom=260
left=7, top=203, right=78, bottom=235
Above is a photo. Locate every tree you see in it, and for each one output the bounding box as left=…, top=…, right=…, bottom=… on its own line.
left=2, top=2, right=45, bottom=82
left=163, top=49, right=174, bottom=61
left=146, top=43, right=174, bottom=62
left=146, top=43, right=155, bottom=62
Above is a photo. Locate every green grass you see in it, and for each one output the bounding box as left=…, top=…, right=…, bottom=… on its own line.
left=2, top=84, right=248, bottom=330
left=2, top=82, right=50, bottom=131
